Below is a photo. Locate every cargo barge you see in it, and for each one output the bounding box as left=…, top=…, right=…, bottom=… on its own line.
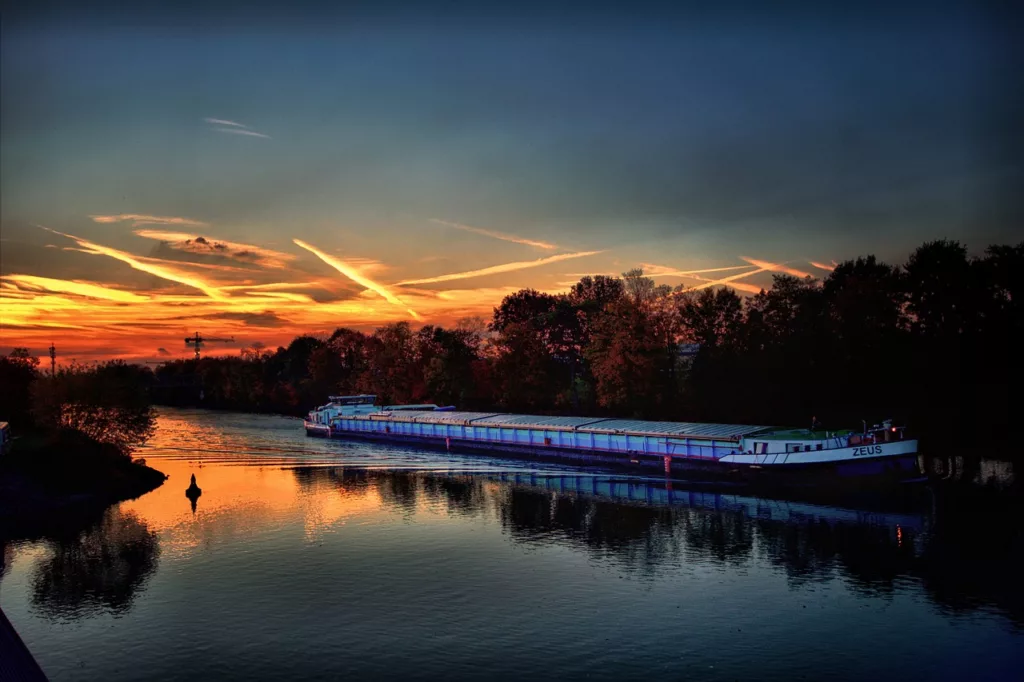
left=304, top=395, right=922, bottom=486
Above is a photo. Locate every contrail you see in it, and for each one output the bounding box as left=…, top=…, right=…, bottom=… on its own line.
left=810, top=261, right=836, bottom=272
left=42, top=226, right=227, bottom=299
left=682, top=266, right=772, bottom=292
left=740, top=257, right=811, bottom=278
left=430, top=219, right=558, bottom=250
left=396, top=251, right=603, bottom=286
left=640, top=263, right=759, bottom=277
left=293, top=239, right=421, bottom=320
left=684, top=273, right=763, bottom=294
left=215, top=128, right=271, bottom=139
left=204, top=118, right=248, bottom=128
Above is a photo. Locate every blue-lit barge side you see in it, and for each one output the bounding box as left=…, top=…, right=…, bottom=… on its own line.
left=304, top=397, right=921, bottom=486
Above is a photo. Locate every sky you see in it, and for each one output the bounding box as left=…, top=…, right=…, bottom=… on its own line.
left=1, top=2, right=1021, bottom=363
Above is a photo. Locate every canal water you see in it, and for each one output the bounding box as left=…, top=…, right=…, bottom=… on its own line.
left=1, top=408, right=1021, bottom=681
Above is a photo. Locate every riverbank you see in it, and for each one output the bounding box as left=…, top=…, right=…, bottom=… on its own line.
left=0, top=429, right=167, bottom=538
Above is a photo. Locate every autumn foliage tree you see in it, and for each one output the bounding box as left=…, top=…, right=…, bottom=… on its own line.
left=30, top=361, right=156, bottom=457
left=147, top=239, right=1022, bottom=453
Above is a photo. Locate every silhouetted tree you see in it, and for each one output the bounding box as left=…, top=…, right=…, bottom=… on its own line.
left=31, top=361, right=156, bottom=456
left=144, top=238, right=1023, bottom=453
left=0, top=348, right=40, bottom=429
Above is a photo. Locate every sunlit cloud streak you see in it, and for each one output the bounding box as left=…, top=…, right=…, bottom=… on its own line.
left=740, top=257, right=811, bottom=278
left=2, top=274, right=150, bottom=302
left=682, top=266, right=773, bottom=292
left=134, top=229, right=295, bottom=269
left=396, top=251, right=603, bottom=286
left=219, top=282, right=325, bottom=292
left=640, top=263, right=759, bottom=278
left=293, top=239, right=421, bottom=320
left=41, top=227, right=227, bottom=299
left=91, top=214, right=208, bottom=227
left=204, top=118, right=247, bottom=128
left=430, top=219, right=558, bottom=250
left=203, top=117, right=271, bottom=139
left=215, top=128, right=271, bottom=139
left=684, top=273, right=764, bottom=294
left=810, top=261, right=837, bottom=272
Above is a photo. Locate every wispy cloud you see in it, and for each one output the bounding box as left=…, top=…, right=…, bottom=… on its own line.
left=396, top=251, right=603, bottom=286
left=682, top=266, right=773, bottom=293
left=203, top=117, right=271, bottom=139
left=810, top=261, right=837, bottom=272
left=740, top=257, right=811, bottom=278
left=293, top=239, right=421, bottom=320
left=41, top=226, right=227, bottom=299
left=640, top=263, right=759, bottom=278
left=2, top=274, right=150, bottom=302
left=684, top=273, right=764, bottom=294
left=430, top=219, right=558, bottom=250
left=134, top=229, right=295, bottom=269
left=215, top=128, right=271, bottom=139
left=204, top=118, right=247, bottom=128
left=91, top=214, right=208, bottom=227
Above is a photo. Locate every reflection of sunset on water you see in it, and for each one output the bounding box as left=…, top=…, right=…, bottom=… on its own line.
left=122, top=457, right=386, bottom=559
left=2, top=408, right=1020, bottom=682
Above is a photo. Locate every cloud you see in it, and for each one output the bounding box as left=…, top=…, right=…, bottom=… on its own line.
left=41, top=226, right=227, bottom=299
left=810, top=261, right=837, bottom=272
left=203, top=117, right=271, bottom=139
left=204, top=311, right=289, bottom=327
left=396, top=251, right=603, bottom=286
left=640, top=263, right=759, bottom=278
left=218, top=281, right=325, bottom=292
left=2, top=274, right=150, bottom=302
left=684, top=273, right=764, bottom=295
left=91, top=214, right=208, bottom=227
left=293, top=239, right=421, bottom=320
left=134, top=229, right=295, bottom=269
left=681, top=266, right=773, bottom=293
left=215, top=127, right=271, bottom=139
left=430, top=219, right=558, bottom=250
left=740, top=257, right=811, bottom=278
left=204, top=118, right=247, bottom=128
left=157, top=348, right=171, bottom=356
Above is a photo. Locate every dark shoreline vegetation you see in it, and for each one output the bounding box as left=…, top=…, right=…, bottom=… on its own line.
left=0, top=358, right=166, bottom=539
left=149, top=240, right=1021, bottom=458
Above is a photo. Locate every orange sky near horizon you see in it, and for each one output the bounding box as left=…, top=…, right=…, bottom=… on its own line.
left=0, top=215, right=837, bottom=364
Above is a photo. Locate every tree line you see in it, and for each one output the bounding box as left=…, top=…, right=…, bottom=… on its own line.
left=144, top=239, right=1019, bottom=451
left=0, top=353, right=156, bottom=456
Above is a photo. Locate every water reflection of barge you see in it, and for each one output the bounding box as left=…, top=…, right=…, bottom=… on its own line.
left=482, top=471, right=927, bottom=531
left=305, top=395, right=922, bottom=487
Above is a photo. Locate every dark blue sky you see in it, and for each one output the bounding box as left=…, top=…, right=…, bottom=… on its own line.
left=2, top=1, right=1021, bottom=283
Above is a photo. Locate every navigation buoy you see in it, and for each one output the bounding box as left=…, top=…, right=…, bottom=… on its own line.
left=185, top=473, right=203, bottom=513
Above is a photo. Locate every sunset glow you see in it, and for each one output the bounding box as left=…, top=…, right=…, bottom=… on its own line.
left=1, top=220, right=840, bottom=362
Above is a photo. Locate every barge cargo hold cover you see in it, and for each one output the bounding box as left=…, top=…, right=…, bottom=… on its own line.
left=336, top=410, right=768, bottom=460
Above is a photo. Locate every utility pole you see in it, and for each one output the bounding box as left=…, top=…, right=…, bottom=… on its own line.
left=49, top=342, right=56, bottom=376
